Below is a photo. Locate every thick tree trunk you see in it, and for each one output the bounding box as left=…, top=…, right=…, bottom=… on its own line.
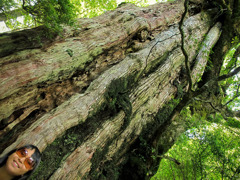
left=0, top=1, right=222, bottom=179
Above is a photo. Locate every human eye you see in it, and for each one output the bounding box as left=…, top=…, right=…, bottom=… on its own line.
left=27, top=157, right=35, bottom=166
left=21, top=149, right=27, bottom=156
left=17, top=148, right=27, bottom=157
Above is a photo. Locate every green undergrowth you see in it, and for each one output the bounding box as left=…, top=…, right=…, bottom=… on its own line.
left=225, top=117, right=240, bottom=128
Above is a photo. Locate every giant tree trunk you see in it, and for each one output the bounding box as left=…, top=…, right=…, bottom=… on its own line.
left=0, top=1, right=222, bottom=179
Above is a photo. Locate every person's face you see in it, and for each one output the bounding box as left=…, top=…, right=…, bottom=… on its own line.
left=5, top=148, right=35, bottom=176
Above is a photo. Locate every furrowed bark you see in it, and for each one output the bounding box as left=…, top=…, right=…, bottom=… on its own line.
left=0, top=1, right=184, bottom=129
left=0, top=1, right=222, bottom=179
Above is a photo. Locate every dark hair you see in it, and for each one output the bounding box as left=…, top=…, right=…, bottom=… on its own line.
left=0, top=144, right=41, bottom=180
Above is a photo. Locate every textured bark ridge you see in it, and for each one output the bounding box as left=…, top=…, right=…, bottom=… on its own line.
left=0, top=1, right=221, bottom=179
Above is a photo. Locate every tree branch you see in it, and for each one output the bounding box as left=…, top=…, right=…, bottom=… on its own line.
left=179, top=0, right=193, bottom=92
left=217, top=66, right=240, bottom=81
left=224, top=83, right=240, bottom=106
left=158, top=155, right=181, bottom=165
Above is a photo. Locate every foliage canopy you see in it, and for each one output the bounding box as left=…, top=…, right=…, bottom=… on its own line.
left=152, top=121, right=240, bottom=179
left=0, top=0, right=156, bottom=33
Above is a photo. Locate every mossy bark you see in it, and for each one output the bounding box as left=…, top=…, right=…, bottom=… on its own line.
left=0, top=1, right=223, bottom=179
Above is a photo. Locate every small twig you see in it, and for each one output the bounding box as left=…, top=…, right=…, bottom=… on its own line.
left=22, top=0, right=25, bottom=7
left=221, top=0, right=232, bottom=14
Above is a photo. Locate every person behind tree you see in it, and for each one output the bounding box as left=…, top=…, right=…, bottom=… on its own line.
left=0, top=144, right=41, bottom=180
